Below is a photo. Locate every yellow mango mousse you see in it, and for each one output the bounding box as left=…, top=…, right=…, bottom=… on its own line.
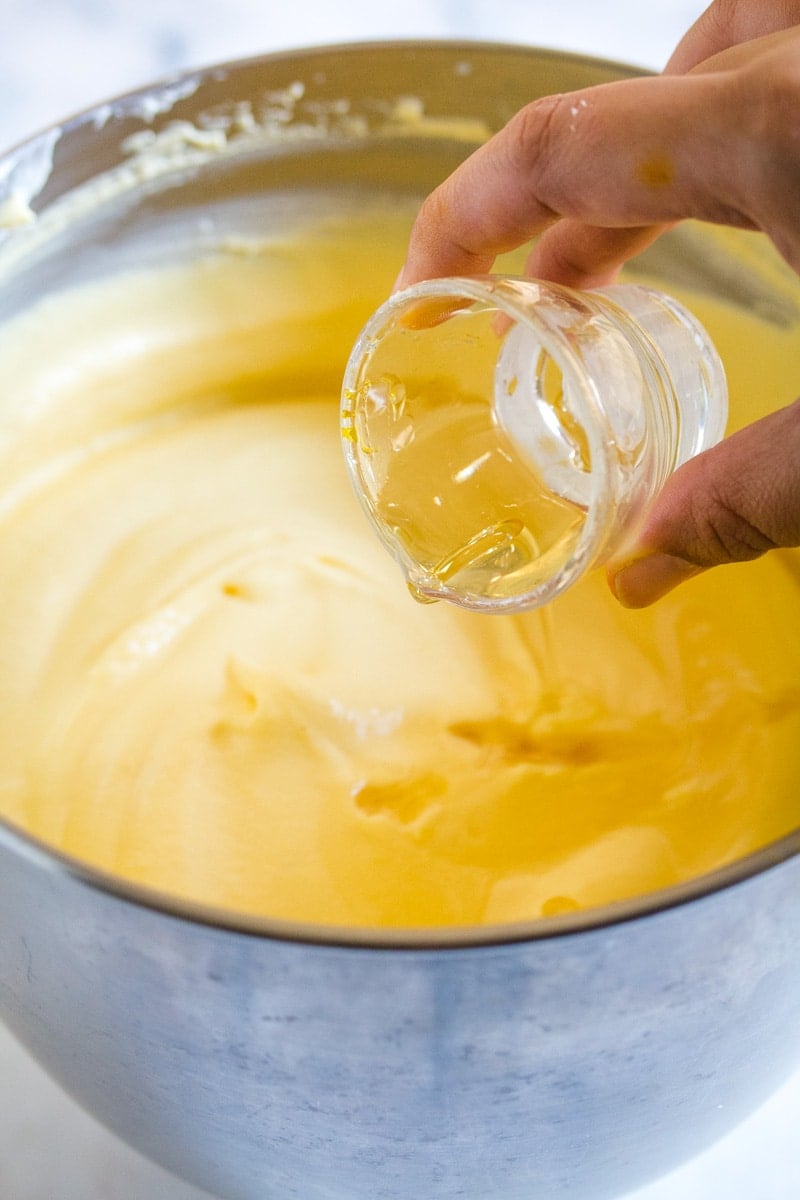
left=0, top=203, right=798, bottom=928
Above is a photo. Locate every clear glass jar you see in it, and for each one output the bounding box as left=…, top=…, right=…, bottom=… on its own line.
left=341, top=275, right=728, bottom=612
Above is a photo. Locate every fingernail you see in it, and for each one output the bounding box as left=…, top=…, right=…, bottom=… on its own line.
left=399, top=295, right=472, bottom=330
left=609, top=553, right=703, bottom=608
left=392, top=265, right=408, bottom=294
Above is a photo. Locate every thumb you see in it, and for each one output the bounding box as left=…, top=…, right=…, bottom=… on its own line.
left=608, top=398, right=800, bottom=608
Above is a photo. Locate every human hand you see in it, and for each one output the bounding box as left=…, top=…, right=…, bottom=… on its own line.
left=396, top=0, right=800, bottom=606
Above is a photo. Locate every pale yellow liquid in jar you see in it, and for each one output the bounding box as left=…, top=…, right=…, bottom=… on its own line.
left=0, top=204, right=798, bottom=928
left=346, top=307, right=588, bottom=602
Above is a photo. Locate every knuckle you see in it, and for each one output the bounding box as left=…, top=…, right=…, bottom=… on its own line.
left=665, top=398, right=800, bottom=568
left=719, top=46, right=800, bottom=235
left=406, top=185, right=473, bottom=271
left=694, top=494, right=776, bottom=563
left=408, top=187, right=447, bottom=251
left=703, top=0, right=800, bottom=45
left=540, top=240, right=593, bottom=281
left=740, top=44, right=800, bottom=145
left=409, top=182, right=489, bottom=272
left=689, top=467, right=778, bottom=565
left=704, top=0, right=746, bottom=41
left=504, top=95, right=562, bottom=163
left=500, top=94, right=577, bottom=213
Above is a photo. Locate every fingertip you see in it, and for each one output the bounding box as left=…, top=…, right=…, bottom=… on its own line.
left=398, top=296, right=473, bottom=330
left=608, top=553, right=704, bottom=608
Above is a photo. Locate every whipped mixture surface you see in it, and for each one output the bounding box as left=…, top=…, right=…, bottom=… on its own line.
left=0, top=208, right=798, bottom=927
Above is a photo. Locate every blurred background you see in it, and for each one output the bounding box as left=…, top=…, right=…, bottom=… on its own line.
left=1, top=1, right=799, bottom=1198
left=0, top=0, right=710, bottom=151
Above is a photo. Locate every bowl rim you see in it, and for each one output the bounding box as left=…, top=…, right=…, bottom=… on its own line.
left=1, top=38, right=798, bottom=951
left=0, top=37, right=646, bottom=178
left=2, top=811, right=798, bottom=950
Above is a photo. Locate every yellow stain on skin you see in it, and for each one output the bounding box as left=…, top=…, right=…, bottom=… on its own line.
left=636, top=153, right=675, bottom=188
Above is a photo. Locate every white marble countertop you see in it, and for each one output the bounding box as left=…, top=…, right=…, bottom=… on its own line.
left=1, top=2, right=799, bottom=1198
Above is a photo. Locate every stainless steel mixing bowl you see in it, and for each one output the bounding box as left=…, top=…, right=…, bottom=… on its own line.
left=0, top=42, right=799, bottom=1200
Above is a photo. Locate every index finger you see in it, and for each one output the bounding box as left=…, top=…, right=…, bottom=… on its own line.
left=397, top=70, right=757, bottom=289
